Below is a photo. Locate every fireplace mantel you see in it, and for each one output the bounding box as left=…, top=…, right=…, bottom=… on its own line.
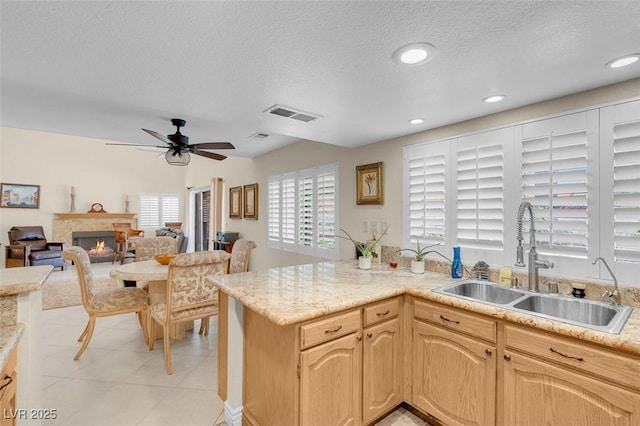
left=55, top=213, right=136, bottom=219
left=53, top=213, right=138, bottom=248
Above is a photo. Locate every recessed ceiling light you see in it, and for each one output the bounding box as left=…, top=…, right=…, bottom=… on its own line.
left=392, top=43, right=437, bottom=65
left=483, top=94, right=506, bottom=103
left=409, top=118, right=424, bottom=125
left=606, top=54, right=640, bottom=69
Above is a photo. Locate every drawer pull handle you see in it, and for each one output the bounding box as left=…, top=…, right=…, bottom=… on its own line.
left=485, top=349, right=492, bottom=356
left=376, top=310, right=390, bottom=317
left=325, top=325, right=343, bottom=334
left=439, top=315, right=460, bottom=324
left=367, top=332, right=373, bottom=339
left=0, top=375, right=12, bottom=392
left=504, top=354, right=511, bottom=361
left=550, top=347, right=584, bottom=362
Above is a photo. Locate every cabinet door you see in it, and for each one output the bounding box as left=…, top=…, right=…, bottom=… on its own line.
left=363, top=318, right=402, bottom=424
left=503, top=350, right=640, bottom=426
left=412, top=320, right=496, bottom=426
left=300, top=332, right=362, bottom=426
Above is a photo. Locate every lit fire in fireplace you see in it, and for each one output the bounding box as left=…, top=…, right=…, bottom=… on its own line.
left=88, top=240, right=113, bottom=256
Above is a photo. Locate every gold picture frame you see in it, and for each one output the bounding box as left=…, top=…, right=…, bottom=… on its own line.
left=356, top=162, right=384, bottom=205
left=229, top=186, right=243, bottom=219
left=0, top=182, right=40, bottom=209
left=243, top=183, right=258, bottom=219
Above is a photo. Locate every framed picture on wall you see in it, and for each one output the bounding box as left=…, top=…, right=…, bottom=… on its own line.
left=243, top=183, right=258, bottom=219
left=0, top=182, right=40, bottom=209
left=356, top=162, right=384, bottom=205
left=229, top=186, right=243, bottom=219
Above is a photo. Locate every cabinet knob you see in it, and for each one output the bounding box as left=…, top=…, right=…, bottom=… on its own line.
left=485, top=349, right=492, bottom=356
left=356, top=334, right=362, bottom=342
left=503, top=354, right=511, bottom=361
left=366, top=332, right=373, bottom=339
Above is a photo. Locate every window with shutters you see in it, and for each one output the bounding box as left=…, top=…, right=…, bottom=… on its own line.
left=403, top=140, right=450, bottom=250
left=267, top=163, right=339, bottom=259
left=138, top=193, right=181, bottom=230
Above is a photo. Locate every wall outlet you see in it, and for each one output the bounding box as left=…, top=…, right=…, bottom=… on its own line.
left=370, top=221, right=378, bottom=234
left=362, top=220, right=369, bottom=233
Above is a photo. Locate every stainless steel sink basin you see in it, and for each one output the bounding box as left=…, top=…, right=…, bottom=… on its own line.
left=433, top=279, right=528, bottom=305
left=433, top=279, right=633, bottom=334
left=512, top=294, right=633, bottom=334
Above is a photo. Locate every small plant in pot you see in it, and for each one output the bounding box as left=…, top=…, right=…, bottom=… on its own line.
left=398, top=241, right=450, bottom=274
left=339, top=224, right=389, bottom=270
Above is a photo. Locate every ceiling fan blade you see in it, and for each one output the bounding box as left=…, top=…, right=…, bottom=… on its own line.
left=142, top=128, right=173, bottom=145
left=191, top=149, right=227, bottom=161
left=190, top=142, right=235, bottom=150
left=106, top=142, right=166, bottom=148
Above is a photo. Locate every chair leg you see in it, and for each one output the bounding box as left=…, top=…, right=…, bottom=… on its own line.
left=138, top=310, right=149, bottom=346
left=149, top=316, right=156, bottom=351
left=204, top=317, right=210, bottom=336
left=163, top=323, right=172, bottom=375
left=74, top=316, right=96, bottom=360
left=199, top=317, right=208, bottom=335
left=77, top=321, right=90, bottom=342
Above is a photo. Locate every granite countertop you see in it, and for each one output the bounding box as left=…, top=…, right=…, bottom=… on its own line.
left=210, top=260, right=640, bottom=356
left=0, top=323, right=24, bottom=371
left=0, top=265, right=53, bottom=296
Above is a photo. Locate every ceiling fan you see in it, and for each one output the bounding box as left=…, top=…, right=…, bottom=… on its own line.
left=107, top=118, right=235, bottom=166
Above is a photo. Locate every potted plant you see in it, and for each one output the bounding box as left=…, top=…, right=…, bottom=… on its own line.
left=398, top=241, right=450, bottom=274
left=339, top=225, right=389, bottom=270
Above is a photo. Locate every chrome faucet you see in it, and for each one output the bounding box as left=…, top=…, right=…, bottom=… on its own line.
left=515, top=201, right=554, bottom=292
left=592, top=257, right=621, bottom=305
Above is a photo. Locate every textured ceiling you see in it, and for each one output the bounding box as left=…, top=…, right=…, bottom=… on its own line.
left=2, top=1, right=640, bottom=158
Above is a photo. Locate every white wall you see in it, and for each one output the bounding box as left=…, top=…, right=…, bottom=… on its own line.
left=2, top=78, right=639, bottom=272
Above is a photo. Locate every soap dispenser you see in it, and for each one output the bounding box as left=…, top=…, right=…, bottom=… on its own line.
left=451, top=246, right=463, bottom=279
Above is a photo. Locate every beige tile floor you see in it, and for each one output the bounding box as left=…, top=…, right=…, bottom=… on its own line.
left=41, top=304, right=427, bottom=425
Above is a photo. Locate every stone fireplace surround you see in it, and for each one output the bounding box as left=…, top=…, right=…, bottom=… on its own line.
left=53, top=213, right=138, bottom=262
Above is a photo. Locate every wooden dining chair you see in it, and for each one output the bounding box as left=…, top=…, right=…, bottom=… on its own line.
left=148, top=250, right=231, bottom=374
left=63, top=246, right=149, bottom=360
left=199, top=239, right=257, bottom=335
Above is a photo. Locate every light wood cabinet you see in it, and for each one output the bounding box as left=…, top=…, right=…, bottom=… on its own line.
left=412, top=319, right=496, bottom=426
left=300, top=332, right=362, bottom=426
left=0, top=347, right=18, bottom=426
left=363, top=317, right=402, bottom=424
left=501, top=324, right=640, bottom=426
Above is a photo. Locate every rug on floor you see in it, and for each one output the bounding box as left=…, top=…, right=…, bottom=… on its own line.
left=42, top=263, right=120, bottom=310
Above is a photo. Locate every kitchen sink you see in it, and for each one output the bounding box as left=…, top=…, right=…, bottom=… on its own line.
left=433, top=279, right=633, bottom=334
left=512, top=294, right=633, bottom=334
left=433, top=279, right=528, bottom=305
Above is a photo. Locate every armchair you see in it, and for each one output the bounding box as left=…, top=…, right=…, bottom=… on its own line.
left=5, top=226, right=67, bottom=270
left=112, top=222, right=144, bottom=263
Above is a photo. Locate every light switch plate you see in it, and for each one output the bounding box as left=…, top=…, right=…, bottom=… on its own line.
left=370, top=221, right=378, bottom=234
left=362, top=221, right=369, bottom=233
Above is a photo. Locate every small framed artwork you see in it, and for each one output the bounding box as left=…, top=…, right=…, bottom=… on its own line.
left=0, top=182, right=41, bottom=209
left=356, top=162, right=384, bottom=205
left=243, top=183, right=258, bottom=219
left=229, top=186, right=243, bottom=219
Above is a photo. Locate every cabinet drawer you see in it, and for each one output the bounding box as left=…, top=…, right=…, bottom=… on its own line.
left=1, top=347, right=17, bottom=377
left=505, top=325, right=640, bottom=390
left=414, top=299, right=496, bottom=343
left=300, top=310, right=361, bottom=350
left=364, top=297, right=400, bottom=327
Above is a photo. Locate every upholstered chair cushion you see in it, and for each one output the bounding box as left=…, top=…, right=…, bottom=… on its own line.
left=168, top=251, right=230, bottom=309
left=134, top=236, right=178, bottom=261
left=229, top=239, right=257, bottom=274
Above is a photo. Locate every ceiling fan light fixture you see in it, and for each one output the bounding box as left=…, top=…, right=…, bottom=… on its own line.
left=165, top=150, right=191, bottom=166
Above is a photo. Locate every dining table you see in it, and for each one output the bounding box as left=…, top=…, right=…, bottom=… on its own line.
left=109, top=259, right=194, bottom=341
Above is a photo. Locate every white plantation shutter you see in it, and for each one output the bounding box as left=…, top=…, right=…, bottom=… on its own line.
left=139, top=193, right=180, bottom=229
left=404, top=140, right=450, bottom=248
left=520, top=112, right=595, bottom=260
left=456, top=131, right=505, bottom=250
left=613, top=119, right=640, bottom=265
left=267, top=163, right=338, bottom=258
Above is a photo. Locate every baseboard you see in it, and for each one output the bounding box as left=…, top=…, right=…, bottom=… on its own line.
left=224, top=400, right=243, bottom=426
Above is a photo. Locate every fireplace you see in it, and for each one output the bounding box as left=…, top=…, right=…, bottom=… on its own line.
left=72, top=231, right=116, bottom=263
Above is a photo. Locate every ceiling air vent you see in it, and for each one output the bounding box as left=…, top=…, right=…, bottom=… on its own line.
left=264, top=104, right=322, bottom=123
left=249, top=132, right=270, bottom=139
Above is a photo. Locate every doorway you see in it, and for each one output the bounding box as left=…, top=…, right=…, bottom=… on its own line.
left=193, top=188, right=210, bottom=251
